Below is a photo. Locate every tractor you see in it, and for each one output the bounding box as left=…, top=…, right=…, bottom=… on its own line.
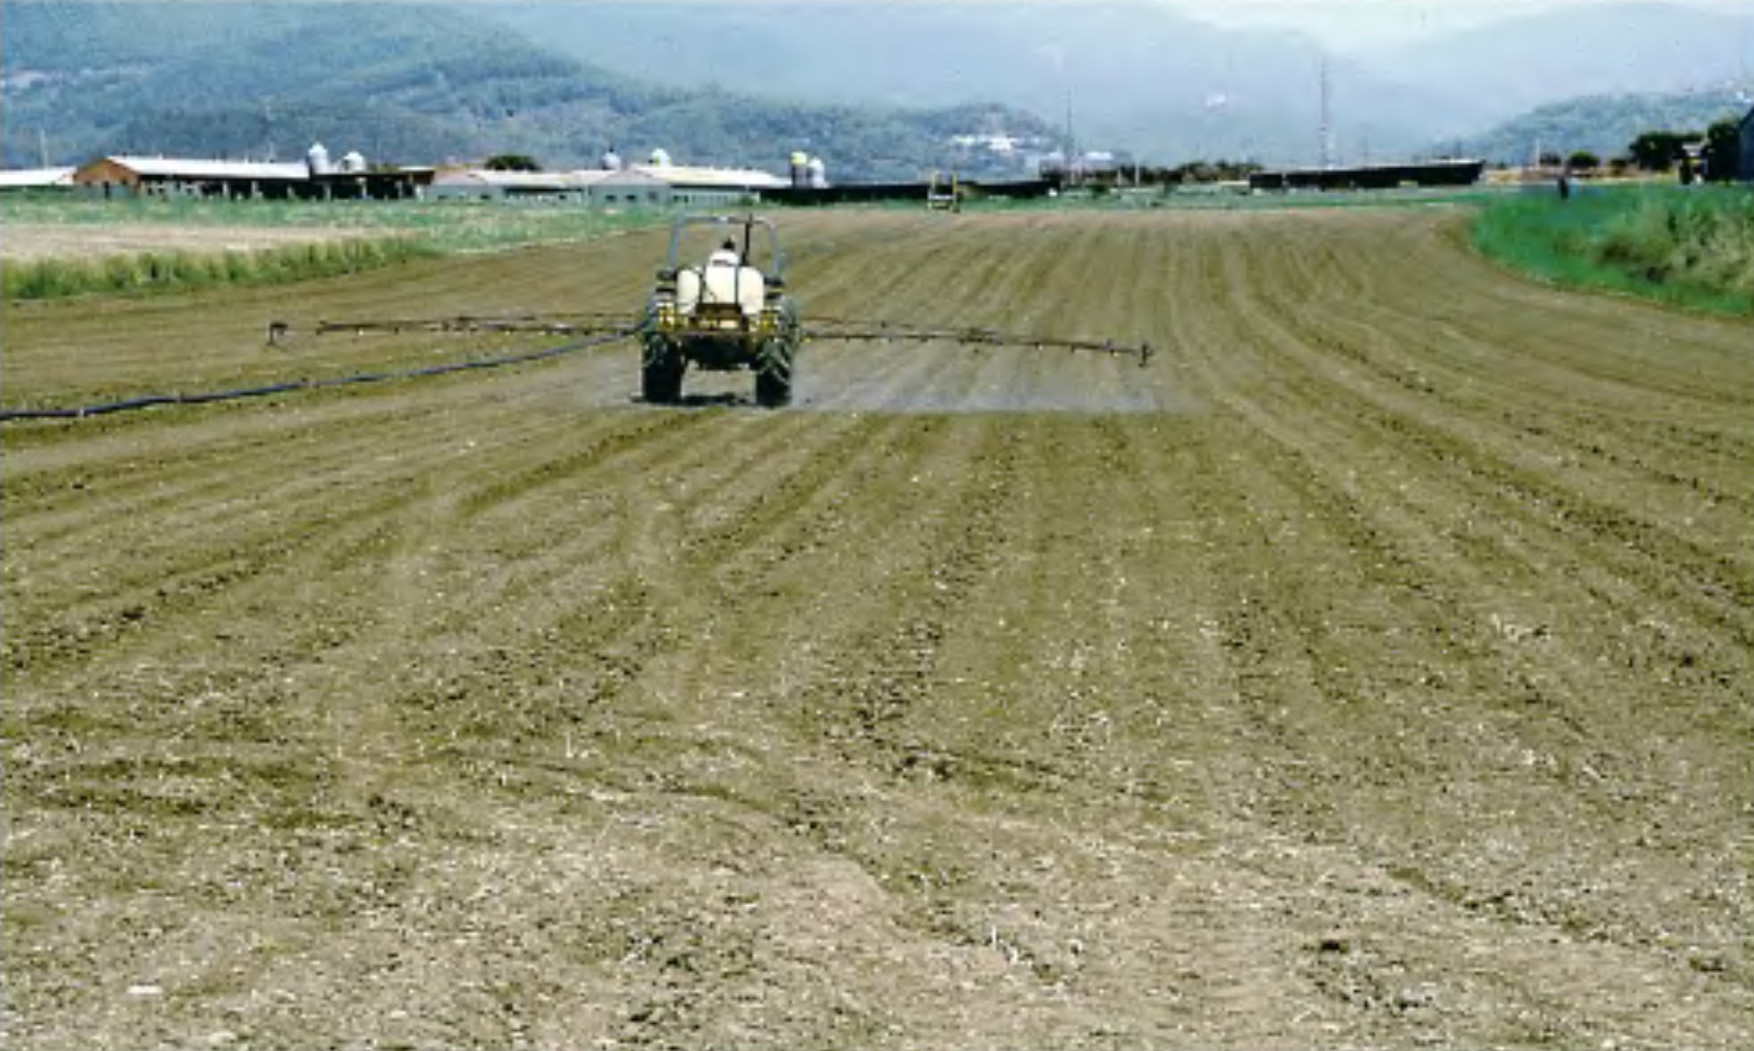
left=639, top=214, right=801, bottom=407
left=926, top=170, right=962, bottom=212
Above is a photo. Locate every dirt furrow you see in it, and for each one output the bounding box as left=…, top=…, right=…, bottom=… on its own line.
left=5, top=205, right=1752, bottom=1050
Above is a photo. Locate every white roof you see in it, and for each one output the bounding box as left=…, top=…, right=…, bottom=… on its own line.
left=431, top=166, right=784, bottom=192
left=631, top=164, right=788, bottom=190
left=433, top=169, right=616, bottom=190
left=593, top=169, right=669, bottom=188
left=99, top=156, right=311, bottom=180
left=0, top=167, right=75, bottom=188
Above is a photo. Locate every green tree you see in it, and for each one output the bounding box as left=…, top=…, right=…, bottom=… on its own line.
left=1567, top=150, right=1600, bottom=171
left=484, top=153, right=541, bottom=172
left=1627, top=130, right=1699, bottom=171
left=1701, top=119, right=1740, bottom=182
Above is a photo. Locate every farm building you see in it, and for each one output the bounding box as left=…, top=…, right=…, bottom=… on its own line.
left=593, top=169, right=675, bottom=207
left=424, top=162, right=785, bottom=207
left=426, top=169, right=612, bottom=202
left=1250, top=159, right=1486, bottom=192
left=622, top=160, right=787, bottom=205
left=0, top=167, right=76, bottom=192
left=72, top=153, right=430, bottom=200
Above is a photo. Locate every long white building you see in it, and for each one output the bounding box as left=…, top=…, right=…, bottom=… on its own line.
left=427, top=158, right=788, bottom=206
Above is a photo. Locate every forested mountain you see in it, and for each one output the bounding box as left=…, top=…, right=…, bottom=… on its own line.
left=476, top=0, right=1754, bottom=165
left=5, top=1, right=1750, bottom=174
left=475, top=0, right=1470, bottom=166
left=0, top=0, right=1056, bottom=177
left=1456, top=88, right=1754, bottom=167
left=1368, top=3, right=1754, bottom=128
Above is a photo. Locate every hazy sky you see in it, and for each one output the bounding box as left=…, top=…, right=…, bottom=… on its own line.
left=175, top=0, right=1752, bottom=58
left=1164, top=0, right=1754, bottom=50
left=427, top=0, right=1754, bottom=52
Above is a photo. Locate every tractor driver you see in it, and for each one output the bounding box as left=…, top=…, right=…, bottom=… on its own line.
left=708, top=237, right=741, bottom=268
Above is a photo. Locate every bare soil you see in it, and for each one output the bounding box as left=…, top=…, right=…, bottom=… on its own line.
left=3, top=207, right=1751, bottom=1049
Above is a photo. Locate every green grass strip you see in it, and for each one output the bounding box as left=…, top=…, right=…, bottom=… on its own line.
left=1, top=236, right=437, bottom=300
left=0, top=196, right=672, bottom=301
left=1471, top=184, right=1754, bottom=317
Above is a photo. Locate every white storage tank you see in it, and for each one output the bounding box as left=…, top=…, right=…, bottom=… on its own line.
left=306, top=142, right=334, bottom=176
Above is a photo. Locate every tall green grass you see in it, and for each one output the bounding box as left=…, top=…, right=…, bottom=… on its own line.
left=0, top=195, right=667, bottom=300
left=1472, top=185, right=1754, bottom=316
left=1, top=237, right=436, bottom=300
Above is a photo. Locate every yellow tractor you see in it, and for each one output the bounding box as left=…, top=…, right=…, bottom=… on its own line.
left=927, top=170, right=962, bottom=212
left=640, top=214, right=801, bottom=407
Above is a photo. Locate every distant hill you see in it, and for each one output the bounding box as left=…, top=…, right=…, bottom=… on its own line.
left=0, top=0, right=1056, bottom=178
left=1372, top=2, right=1754, bottom=129
left=1456, top=88, right=1754, bottom=166
left=6, top=1, right=1750, bottom=175
left=475, top=0, right=1754, bottom=165
left=475, top=0, right=1476, bottom=166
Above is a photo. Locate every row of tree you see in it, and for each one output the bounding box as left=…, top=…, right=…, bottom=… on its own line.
left=1550, top=120, right=1744, bottom=180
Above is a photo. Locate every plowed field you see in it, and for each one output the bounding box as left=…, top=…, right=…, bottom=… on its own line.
left=4, top=207, right=1751, bottom=1049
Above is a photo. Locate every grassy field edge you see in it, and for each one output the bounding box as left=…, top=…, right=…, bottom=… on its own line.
left=1469, top=184, right=1754, bottom=318
left=1, top=236, right=439, bottom=300
left=0, top=195, right=669, bottom=301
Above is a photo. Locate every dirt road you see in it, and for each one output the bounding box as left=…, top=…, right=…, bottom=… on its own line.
left=4, top=207, right=1750, bottom=1048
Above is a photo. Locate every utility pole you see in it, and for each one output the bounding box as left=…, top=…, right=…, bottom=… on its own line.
left=38, top=128, right=50, bottom=168
left=1318, top=59, right=1334, bottom=169
left=1064, top=86, right=1078, bottom=186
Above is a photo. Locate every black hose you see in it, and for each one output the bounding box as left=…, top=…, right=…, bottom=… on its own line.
left=0, top=328, right=640, bottom=423
left=4, top=313, right=1151, bottom=422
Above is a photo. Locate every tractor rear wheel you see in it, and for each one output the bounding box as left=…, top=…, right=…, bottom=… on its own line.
left=755, top=340, right=792, bottom=408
